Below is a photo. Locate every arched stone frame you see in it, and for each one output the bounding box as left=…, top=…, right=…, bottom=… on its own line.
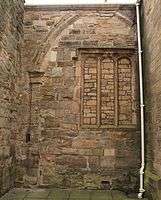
left=79, top=48, right=137, bottom=129
left=31, top=10, right=135, bottom=71
left=116, top=54, right=138, bottom=127
left=32, top=14, right=80, bottom=66
left=117, top=57, right=133, bottom=125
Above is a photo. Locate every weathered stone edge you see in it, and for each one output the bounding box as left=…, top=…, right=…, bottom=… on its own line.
left=25, top=4, right=135, bottom=11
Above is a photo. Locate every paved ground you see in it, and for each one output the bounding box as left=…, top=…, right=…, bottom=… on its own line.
left=0, top=188, right=147, bottom=200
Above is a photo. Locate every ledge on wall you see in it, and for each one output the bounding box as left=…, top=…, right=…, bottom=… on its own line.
left=25, top=4, right=135, bottom=11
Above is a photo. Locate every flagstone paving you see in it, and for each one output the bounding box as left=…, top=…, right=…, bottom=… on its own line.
left=0, top=188, right=148, bottom=200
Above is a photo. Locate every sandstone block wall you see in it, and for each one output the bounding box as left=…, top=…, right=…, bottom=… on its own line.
left=0, top=0, right=24, bottom=196
left=19, top=4, right=140, bottom=192
left=143, top=0, right=161, bottom=199
left=1, top=0, right=161, bottom=197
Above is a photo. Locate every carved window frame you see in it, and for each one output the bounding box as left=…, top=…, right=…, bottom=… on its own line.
left=79, top=48, right=138, bottom=129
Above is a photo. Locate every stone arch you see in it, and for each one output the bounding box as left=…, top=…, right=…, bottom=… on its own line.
left=117, top=57, right=133, bottom=125
left=32, top=14, right=80, bottom=66
left=117, top=57, right=131, bottom=65
left=32, top=11, right=135, bottom=68
left=115, top=11, right=135, bottom=26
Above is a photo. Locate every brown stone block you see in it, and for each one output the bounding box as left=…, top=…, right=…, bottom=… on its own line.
left=115, top=157, right=138, bottom=169
left=89, top=68, right=97, bottom=74
left=84, top=74, right=91, bottom=79
left=91, top=118, right=96, bottom=124
left=31, top=14, right=40, bottom=20
left=61, top=123, right=78, bottom=130
left=84, top=174, right=102, bottom=189
left=88, top=156, right=100, bottom=169
left=83, top=117, right=90, bottom=124
left=100, top=156, right=115, bottom=169
left=46, top=20, right=55, bottom=26
left=59, top=148, right=78, bottom=155
left=46, top=138, right=72, bottom=149
left=42, top=154, right=56, bottom=162
left=0, top=146, right=10, bottom=158
left=83, top=41, right=98, bottom=46
left=70, top=102, right=80, bottom=113
left=104, top=149, right=115, bottom=156
left=75, top=65, right=81, bottom=77
left=55, top=155, right=86, bottom=168
left=0, top=116, right=9, bottom=128
left=69, top=29, right=81, bottom=34
left=24, top=20, right=33, bottom=26
left=86, top=100, right=97, bottom=106
left=72, top=138, right=99, bottom=149
left=45, top=116, right=60, bottom=128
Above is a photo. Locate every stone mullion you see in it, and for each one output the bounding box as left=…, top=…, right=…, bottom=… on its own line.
left=114, top=58, right=119, bottom=127
left=80, top=59, right=85, bottom=126
left=97, top=57, right=101, bottom=127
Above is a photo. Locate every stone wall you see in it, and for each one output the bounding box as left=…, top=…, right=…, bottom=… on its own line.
left=0, top=0, right=24, bottom=196
left=19, top=4, right=140, bottom=192
left=142, top=0, right=161, bottom=199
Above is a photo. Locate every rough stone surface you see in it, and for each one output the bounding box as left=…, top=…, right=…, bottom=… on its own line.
left=0, top=0, right=24, bottom=196
left=143, top=0, right=161, bottom=199
left=1, top=1, right=161, bottom=199
left=0, top=1, right=144, bottom=197
left=17, top=5, right=140, bottom=192
left=0, top=188, right=148, bottom=200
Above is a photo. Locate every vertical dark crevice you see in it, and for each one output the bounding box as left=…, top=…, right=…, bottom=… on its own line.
left=26, top=81, right=32, bottom=143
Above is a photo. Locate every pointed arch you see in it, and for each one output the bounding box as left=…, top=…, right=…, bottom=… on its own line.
left=32, top=14, right=81, bottom=66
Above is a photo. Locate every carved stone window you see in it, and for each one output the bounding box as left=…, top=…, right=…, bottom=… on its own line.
left=80, top=49, right=137, bottom=128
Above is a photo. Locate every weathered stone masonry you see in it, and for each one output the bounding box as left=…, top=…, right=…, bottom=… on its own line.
left=143, top=0, right=161, bottom=199
left=18, top=5, right=140, bottom=192
left=0, top=0, right=24, bottom=195
left=1, top=1, right=161, bottom=199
